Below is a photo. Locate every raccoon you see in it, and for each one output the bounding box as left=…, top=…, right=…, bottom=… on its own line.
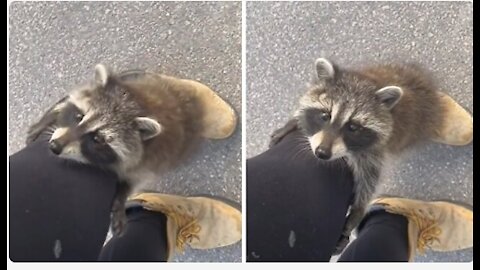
left=26, top=64, right=227, bottom=235
left=270, top=58, right=447, bottom=254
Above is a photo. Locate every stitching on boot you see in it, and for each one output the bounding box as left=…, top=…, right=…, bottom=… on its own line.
left=386, top=206, right=442, bottom=254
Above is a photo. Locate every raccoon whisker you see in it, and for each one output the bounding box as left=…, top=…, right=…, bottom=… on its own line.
left=45, top=129, right=55, bottom=135
left=44, top=125, right=58, bottom=134
left=44, top=125, right=59, bottom=136
left=289, top=143, right=304, bottom=159
left=291, top=145, right=311, bottom=161
left=43, top=130, right=55, bottom=137
left=290, top=137, right=313, bottom=161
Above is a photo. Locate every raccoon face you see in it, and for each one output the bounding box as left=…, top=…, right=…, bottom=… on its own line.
left=295, top=58, right=403, bottom=160
left=47, top=65, right=162, bottom=171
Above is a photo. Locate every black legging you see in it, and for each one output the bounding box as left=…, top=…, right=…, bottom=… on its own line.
left=247, top=130, right=409, bottom=262
left=9, top=132, right=409, bottom=262
left=9, top=138, right=168, bottom=261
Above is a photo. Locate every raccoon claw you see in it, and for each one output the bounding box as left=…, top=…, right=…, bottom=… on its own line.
left=111, top=209, right=127, bottom=237
left=332, top=234, right=350, bottom=255
left=269, top=133, right=284, bottom=148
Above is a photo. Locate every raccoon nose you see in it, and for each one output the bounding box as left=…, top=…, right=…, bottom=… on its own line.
left=49, top=140, right=63, bottom=155
left=315, top=147, right=331, bottom=160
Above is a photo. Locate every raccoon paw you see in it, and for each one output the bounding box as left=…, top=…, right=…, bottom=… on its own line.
left=111, top=208, right=127, bottom=237
left=332, top=234, right=350, bottom=255
left=269, top=132, right=284, bottom=148
left=269, top=119, right=298, bottom=148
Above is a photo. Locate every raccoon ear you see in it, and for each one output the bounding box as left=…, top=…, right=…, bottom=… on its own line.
left=376, top=86, right=403, bottom=109
left=135, top=117, right=163, bottom=141
left=315, top=58, right=336, bottom=80
left=94, top=64, right=110, bottom=87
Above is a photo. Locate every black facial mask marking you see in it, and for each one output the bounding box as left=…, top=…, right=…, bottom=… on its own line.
left=57, top=103, right=84, bottom=126
left=298, top=108, right=331, bottom=136
left=80, top=132, right=118, bottom=165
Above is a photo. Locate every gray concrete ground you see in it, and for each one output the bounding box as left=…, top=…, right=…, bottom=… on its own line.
left=9, top=1, right=241, bottom=262
left=247, top=1, right=472, bottom=262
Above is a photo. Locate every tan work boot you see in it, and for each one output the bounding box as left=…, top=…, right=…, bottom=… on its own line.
left=128, top=193, right=242, bottom=261
left=160, top=74, right=238, bottom=139
left=118, top=70, right=237, bottom=139
left=431, top=92, right=473, bottom=146
left=370, top=196, right=473, bottom=261
left=180, top=78, right=238, bottom=139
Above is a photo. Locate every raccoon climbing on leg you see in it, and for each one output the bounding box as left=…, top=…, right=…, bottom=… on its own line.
left=26, top=64, right=238, bottom=236
left=270, top=57, right=473, bottom=254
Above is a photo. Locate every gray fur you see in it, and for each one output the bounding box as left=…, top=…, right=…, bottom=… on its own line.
left=27, top=65, right=205, bottom=235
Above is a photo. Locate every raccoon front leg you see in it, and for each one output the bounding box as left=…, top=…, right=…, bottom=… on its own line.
left=269, top=119, right=298, bottom=148
left=333, top=205, right=367, bottom=255
left=111, top=181, right=132, bottom=236
left=26, top=97, right=67, bottom=144
left=333, top=160, right=380, bottom=255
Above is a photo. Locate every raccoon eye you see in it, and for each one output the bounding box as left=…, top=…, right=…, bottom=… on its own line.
left=93, top=134, right=105, bottom=144
left=74, top=113, right=84, bottom=123
left=347, top=122, right=362, bottom=132
left=319, top=112, right=331, bottom=122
